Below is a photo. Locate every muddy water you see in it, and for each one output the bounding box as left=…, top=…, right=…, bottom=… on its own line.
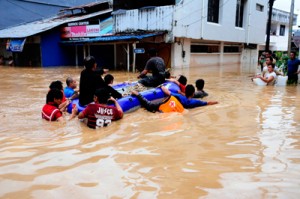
left=0, top=65, right=300, bottom=199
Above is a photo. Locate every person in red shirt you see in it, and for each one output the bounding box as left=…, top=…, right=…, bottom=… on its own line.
left=165, top=75, right=187, bottom=95
left=78, top=88, right=123, bottom=129
left=49, top=80, right=70, bottom=112
left=42, top=89, right=64, bottom=122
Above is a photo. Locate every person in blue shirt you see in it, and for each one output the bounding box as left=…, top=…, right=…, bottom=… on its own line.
left=132, top=84, right=218, bottom=113
left=64, top=77, right=79, bottom=100
left=171, top=84, right=218, bottom=108
left=287, top=51, right=300, bottom=85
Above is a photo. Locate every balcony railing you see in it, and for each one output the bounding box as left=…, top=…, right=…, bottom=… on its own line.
left=271, top=8, right=297, bottom=25
left=113, top=5, right=174, bottom=33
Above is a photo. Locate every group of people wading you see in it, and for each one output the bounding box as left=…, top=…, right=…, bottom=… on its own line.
left=254, top=50, right=300, bottom=86
left=42, top=48, right=218, bottom=128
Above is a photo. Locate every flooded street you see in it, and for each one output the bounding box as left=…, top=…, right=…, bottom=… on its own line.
left=0, top=65, right=300, bottom=199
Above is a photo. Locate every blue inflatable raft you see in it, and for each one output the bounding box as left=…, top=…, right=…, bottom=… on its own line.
left=67, top=82, right=180, bottom=113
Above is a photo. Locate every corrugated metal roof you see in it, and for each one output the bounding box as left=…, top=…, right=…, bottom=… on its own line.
left=61, top=1, right=110, bottom=11
left=13, top=0, right=105, bottom=9
left=61, top=32, right=165, bottom=43
left=0, top=8, right=112, bottom=38
left=0, top=0, right=105, bottom=30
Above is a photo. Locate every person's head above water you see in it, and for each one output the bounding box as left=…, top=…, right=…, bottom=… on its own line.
left=84, top=56, right=96, bottom=70
left=49, top=80, right=63, bottom=91
left=185, top=84, right=195, bottom=98
left=195, top=79, right=205, bottom=90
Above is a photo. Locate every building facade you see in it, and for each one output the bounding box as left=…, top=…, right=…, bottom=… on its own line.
left=0, top=1, right=113, bottom=67
left=113, top=0, right=268, bottom=73
left=259, top=8, right=298, bottom=52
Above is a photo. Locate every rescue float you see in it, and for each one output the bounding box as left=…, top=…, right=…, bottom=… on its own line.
left=67, top=82, right=180, bottom=113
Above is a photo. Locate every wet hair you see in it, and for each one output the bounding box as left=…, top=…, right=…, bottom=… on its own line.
left=266, top=56, right=273, bottom=62
left=195, top=79, right=205, bottom=90
left=185, top=84, right=195, bottom=98
left=84, top=56, right=96, bottom=70
left=268, top=63, right=275, bottom=69
left=95, top=88, right=110, bottom=104
left=104, top=74, right=114, bottom=85
left=178, top=75, right=187, bottom=85
left=46, top=88, right=63, bottom=103
left=49, top=80, right=63, bottom=91
left=66, top=77, right=74, bottom=86
left=147, top=48, right=157, bottom=57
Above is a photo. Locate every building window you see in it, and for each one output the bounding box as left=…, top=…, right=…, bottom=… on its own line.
left=269, top=24, right=277, bottom=35
left=235, top=0, right=245, bottom=27
left=279, top=25, right=285, bottom=36
left=207, top=0, right=219, bottom=23
left=256, top=4, right=264, bottom=12
left=224, top=46, right=241, bottom=53
left=191, top=45, right=220, bottom=53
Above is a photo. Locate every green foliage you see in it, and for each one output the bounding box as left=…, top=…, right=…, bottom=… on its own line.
left=275, top=51, right=288, bottom=75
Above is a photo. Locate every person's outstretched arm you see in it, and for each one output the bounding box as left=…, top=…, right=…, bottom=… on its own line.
left=207, top=101, right=218, bottom=105
left=131, top=90, right=160, bottom=112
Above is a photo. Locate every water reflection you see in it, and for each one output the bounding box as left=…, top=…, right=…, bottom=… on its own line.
left=0, top=65, right=300, bottom=198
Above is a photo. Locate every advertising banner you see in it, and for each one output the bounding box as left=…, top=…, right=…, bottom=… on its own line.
left=61, top=21, right=101, bottom=39
left=6, top=38, right=26, bottom=52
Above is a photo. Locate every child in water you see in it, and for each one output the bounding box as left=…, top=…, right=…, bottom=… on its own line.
left=42, top=89, right=64, bottom=122
left=194, top=79, right=208, bottom=98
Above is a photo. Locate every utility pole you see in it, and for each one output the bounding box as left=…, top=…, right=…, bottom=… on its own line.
left=287, top=0, right=295, bottom=55
left=265, top=0, right=275, bottom=51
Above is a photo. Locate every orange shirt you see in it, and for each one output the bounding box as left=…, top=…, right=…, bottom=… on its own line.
left=158, top=96, right=184, bottom=113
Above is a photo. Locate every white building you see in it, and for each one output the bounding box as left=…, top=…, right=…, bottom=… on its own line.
left=259, top=8, right=298, bottom=52
left=113, top=0, right=268, bottom=73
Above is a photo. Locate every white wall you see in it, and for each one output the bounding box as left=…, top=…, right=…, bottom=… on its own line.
left=173, top=0, right=267, bottom=44
left=172, top=38, right=190, bottom=68
left=269, top=23, right=289, bottom=51
left=241, top=48, right=259, bottom=74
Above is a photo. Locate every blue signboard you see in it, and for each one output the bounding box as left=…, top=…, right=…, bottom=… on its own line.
left=134, top=48, right=145, bottom=54
left=6, top=38, right=26, bottom=52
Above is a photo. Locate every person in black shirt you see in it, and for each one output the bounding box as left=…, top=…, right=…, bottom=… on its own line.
left=137, top=48, right=166, bottom=87
left=104, top=74, right=123, bottom=99
left=79, top=56, right=106, bottom=106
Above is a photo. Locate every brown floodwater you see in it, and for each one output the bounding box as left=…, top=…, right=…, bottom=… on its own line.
left=0, top=65, right=300, bottom=199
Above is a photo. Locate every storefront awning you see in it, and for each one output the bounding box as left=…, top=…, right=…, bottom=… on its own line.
left=0, top=8, right=112, bottom=39
left=61, top=31, right=165, bottom=44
